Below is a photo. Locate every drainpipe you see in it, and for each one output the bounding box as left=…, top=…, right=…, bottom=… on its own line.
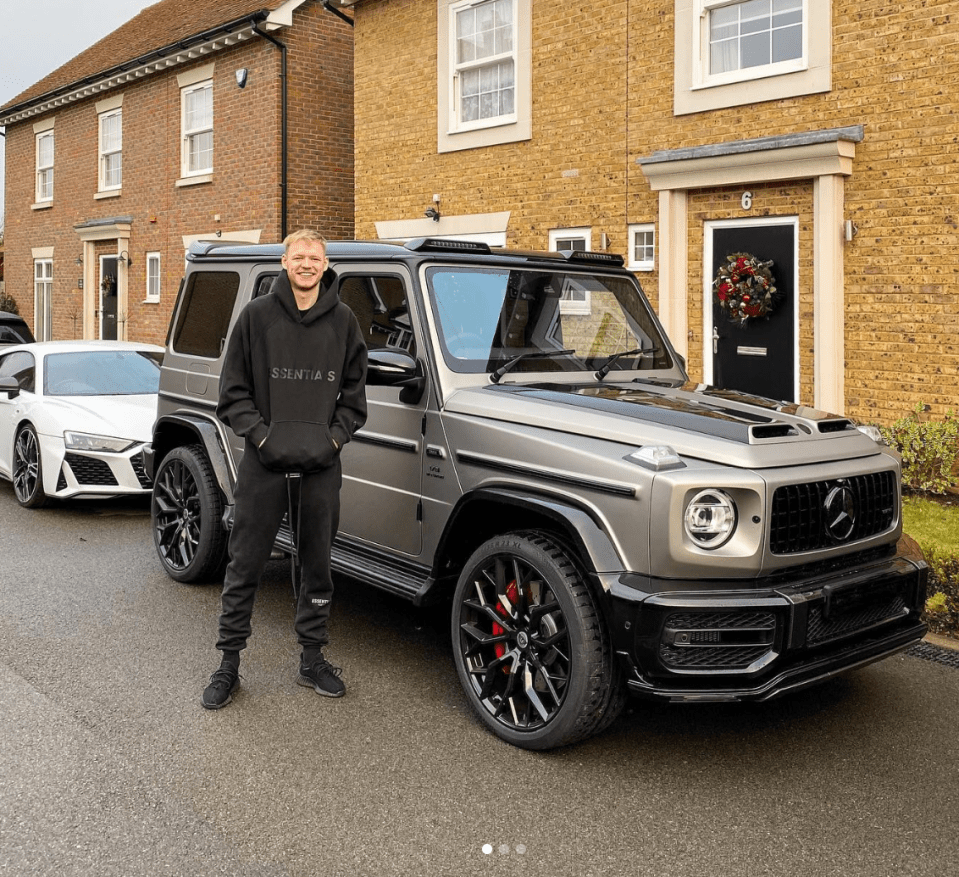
left=252, top=25, right=289, bottom=240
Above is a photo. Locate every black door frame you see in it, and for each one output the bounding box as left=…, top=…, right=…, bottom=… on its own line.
left=703, top=217, right=799, bottom=401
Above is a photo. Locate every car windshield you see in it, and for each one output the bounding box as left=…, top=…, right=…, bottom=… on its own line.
left=426, top=266, right=673, bottom=376
left=44, top=350, right=162, bottom=396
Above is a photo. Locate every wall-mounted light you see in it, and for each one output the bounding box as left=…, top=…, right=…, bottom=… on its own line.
left=118, top=251, right=132, bottom=267
left=236, top=68, right=249, bottom=89
left=425, top=194, right=441, bottom=222
left=74, top=255, right=83, bottom=267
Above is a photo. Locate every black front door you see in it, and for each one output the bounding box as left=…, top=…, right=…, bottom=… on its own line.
left=709, top=221, right=796, bottom=402
left=100, top=256, right=118, bottom=340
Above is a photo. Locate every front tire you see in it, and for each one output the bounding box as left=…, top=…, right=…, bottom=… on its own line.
left=451, top=531, right=624, bottom=750
left=13, top=424, right=48, bottom=509
left=151, top=444, right=228, bottom=583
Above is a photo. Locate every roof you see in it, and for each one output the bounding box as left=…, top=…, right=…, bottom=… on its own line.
left=1, top=0, right=295, bottom=118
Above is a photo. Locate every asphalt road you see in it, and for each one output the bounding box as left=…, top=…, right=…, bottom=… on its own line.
left=1, top=482, right=958, bottom=877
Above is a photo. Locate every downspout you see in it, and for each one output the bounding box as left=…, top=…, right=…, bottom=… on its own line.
left=253, top=25, right=289, bottom=240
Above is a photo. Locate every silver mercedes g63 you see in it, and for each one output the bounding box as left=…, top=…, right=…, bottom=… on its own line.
left=145, top=238, right=927, bottom=749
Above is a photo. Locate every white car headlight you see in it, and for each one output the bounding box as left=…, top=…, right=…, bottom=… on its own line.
left=63, top=431, right=137, bottom=453
left=684, top=489, right=737, bottom=549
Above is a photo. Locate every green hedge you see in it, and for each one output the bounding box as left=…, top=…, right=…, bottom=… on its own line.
left=879, top=404, right=959, bottom=494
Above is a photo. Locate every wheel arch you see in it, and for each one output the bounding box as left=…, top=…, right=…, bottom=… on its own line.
left=427, top=486, right=626, bottom=602
left=148, top=413, right=234, bottom=506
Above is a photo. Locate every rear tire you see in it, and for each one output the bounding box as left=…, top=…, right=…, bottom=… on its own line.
left=151, top=444, right=228, bottom=583
left=451, top=531, right=624, bottom=750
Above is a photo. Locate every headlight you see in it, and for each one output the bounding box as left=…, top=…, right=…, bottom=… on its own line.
left=856, top=424, right=886, bottom=445
left=684, top=489, right=737, bottom=549
left=63, top=431, right=137, bottom=453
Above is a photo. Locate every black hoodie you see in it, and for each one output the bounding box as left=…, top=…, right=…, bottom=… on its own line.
left=217, top=267, right=368, bottom=472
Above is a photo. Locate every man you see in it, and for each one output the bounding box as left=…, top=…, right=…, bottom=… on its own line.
left=201, top=230, right=367, bottom=709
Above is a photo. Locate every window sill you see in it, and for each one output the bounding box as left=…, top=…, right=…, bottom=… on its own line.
left=31, top=201, right=53, bottom=211
left=143, top=298, right=160, bottom=304
left=95, top=189, right=122, bottom=200
left=176, top=174, right=213, bottom=188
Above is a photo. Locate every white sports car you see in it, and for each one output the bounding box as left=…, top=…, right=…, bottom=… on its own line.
left=0, top=340, right=164, bottom=508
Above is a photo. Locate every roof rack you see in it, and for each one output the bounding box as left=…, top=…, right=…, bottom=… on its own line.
left=404, top=238, right=492, bottom=255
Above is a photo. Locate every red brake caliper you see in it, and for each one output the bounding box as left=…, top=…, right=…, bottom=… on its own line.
left=492, top=580, right=519, bottom=670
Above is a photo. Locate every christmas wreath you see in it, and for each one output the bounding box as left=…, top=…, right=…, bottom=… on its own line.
left=713, top=253, right=782, bottom=325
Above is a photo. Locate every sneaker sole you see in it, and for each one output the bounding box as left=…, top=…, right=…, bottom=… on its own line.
left=200, top=688, right=237, bottom=710
left=296, top=673, right=345, bottom=698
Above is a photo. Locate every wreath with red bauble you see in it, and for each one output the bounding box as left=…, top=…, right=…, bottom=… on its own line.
left=713, top=252, right=782, bottom=325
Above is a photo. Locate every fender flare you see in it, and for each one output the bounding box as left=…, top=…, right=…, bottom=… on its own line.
left=145, top=413, right=235, bottom=506
left=436, top=485, right=626, bottom=579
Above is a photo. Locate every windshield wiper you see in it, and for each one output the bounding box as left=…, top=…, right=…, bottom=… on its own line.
left=490, top=348, right=577, bottom=384
left=594, top=347, right=652, bottom=381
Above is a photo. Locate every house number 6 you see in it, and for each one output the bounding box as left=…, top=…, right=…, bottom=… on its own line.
left=741, top=191, right=753, bottom=210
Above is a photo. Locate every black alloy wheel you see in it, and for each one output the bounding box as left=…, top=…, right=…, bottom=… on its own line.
left=151, top=444, right=228, bottom=583
left=13, top=424, right=48, bottom=509
left=452, top=531, right=624, bottom=750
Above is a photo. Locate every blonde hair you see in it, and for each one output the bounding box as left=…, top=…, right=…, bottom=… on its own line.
left=283, top=229, right=327, bottom=254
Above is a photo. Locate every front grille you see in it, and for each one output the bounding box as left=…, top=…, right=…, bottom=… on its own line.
left=769, top=470, right=896, bottom=555
left=659, top=610, right=777, bottom=671
left=63, top=453, right=118, bottom=486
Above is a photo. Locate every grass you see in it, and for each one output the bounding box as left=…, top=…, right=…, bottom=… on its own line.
left=902, top=494, right=959, bottom=553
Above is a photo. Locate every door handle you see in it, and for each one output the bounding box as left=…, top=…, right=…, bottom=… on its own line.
left=712, top=326, right=720, bottom=355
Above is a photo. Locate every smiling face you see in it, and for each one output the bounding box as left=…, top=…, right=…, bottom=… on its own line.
left=281, top=238, right=328, bottom=308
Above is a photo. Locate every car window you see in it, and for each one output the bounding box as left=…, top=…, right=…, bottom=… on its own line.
left=339, top=274, right=416, bottom=355
left=171, top=270, right=241, bottom=358
left=43, top=350, right=162, bottom=396
left=0, top=324, right=31, bottom=344
left=0, top=351, right=36, bottom=392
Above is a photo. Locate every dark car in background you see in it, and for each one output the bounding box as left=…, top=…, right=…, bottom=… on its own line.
left=0, top=312, right=35, bottom=346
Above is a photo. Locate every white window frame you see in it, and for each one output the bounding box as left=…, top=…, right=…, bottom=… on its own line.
left=438, top=0, right=531, bottom=153
left=146, top=253, right=161, bottom=303
left=98, top=108, right=123, bottom=192
left=549, top=228, right=592, bottom=315
left=35, top=130, right=54, bottom=203
left=450, top=0, right=517, bottom=132
left=180, top=79, right=213, bottom=179
left=673, top=0, right=830, bottom=115
left=698, top=0, right=806, bottom=88
left=34, top=258, right=53, bottom=341
left=627, top=224, right=656, bottom=272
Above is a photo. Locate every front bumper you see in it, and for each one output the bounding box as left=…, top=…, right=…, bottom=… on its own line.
left=41, top=434, right=152, bottom=499
left=606, top=549, right=928, bottom=703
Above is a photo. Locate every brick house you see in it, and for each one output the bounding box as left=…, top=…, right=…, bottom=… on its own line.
left=0, top=0, right=354, bottom=345
left=338, top=0, right=958, bottom=425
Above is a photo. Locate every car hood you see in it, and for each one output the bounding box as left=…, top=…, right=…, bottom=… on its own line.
left=37, top=394, right=157, bottom=443
left=443, top=380, right=885, bottom=469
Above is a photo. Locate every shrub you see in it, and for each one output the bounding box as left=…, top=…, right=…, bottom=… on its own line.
left=921, top=547, right=959, bottom=638
left=880, top=404, right=959, bottom=495
left=0, top=290, right=20, bottom=315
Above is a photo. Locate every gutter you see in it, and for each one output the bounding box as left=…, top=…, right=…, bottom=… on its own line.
left=322, top=1, right=355, bottom=27
left=0, top=11, right=272, bottom=123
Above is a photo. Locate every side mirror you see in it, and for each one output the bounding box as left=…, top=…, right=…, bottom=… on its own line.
left=0, top=376, right=21, bottom=399
left=367, top=349, right=426, bottom=404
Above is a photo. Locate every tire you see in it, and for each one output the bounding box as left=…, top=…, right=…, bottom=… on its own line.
left=151, top=444, right=228, bottom=583
left=13, top=424, right=48, bottom=509
left=451, top=531, right=625, bottom=750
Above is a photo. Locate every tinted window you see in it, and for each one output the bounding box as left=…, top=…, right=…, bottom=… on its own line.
left=171, top=271, right=240, bottom=358
left=339, top=275, right=416, bottom=355
left=44, top=351, right=162, bottom=396
left=0, top=351, right=36, bottom=392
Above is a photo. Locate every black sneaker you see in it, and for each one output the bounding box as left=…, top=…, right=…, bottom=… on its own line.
left=297, top=654, right=345, bottom=698
left=201, top=664, right=239, bottom=710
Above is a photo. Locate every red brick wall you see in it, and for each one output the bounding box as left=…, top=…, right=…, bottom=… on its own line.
left=2, top=3, right=353, bottom=345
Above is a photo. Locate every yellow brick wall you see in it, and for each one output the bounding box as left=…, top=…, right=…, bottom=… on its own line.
left=353, top=0, right=959, bottom=425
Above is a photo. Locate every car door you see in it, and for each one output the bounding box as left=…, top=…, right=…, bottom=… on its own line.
left=0, top=351, right=38, bottom=476
left=337, top=269, right=426, bottom=557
